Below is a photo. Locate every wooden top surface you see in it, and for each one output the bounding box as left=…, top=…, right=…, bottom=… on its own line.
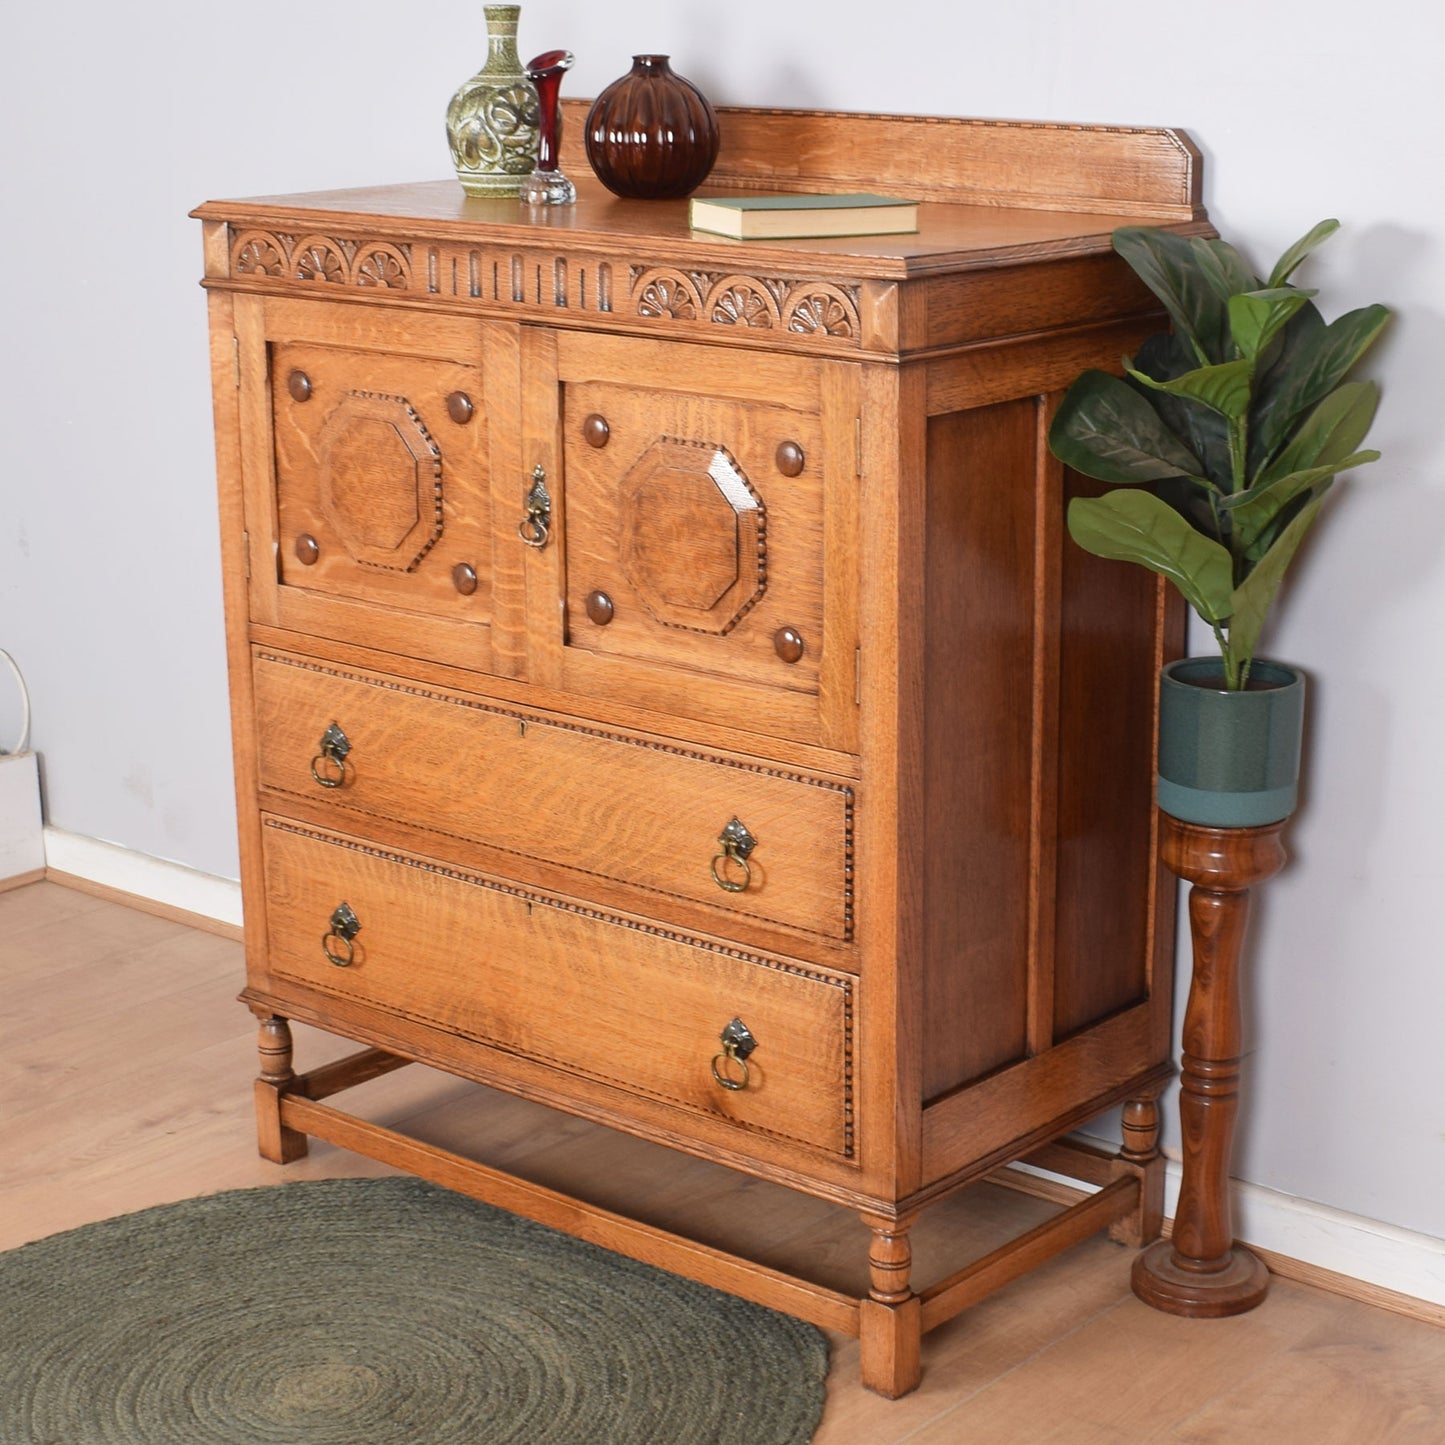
left=194, top=105, right=1207, bottom=283
left=195, top=177, right=1200, bottom=281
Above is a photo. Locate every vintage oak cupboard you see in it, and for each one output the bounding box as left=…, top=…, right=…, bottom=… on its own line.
left=195, top=106, right=1202, bottom=1395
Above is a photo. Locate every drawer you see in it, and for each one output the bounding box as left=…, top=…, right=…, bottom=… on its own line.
left=241, top=297, right=509, bottom=675
left=252, top=650, right=854, bottom=941
left=259, top=817, right=856, bottom=1158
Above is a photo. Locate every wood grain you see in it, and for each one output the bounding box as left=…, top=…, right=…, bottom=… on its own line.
left=250, top=648, right=855, bottom=941
left=920, top=399, right=1036, bottom=1099
left=258, top=818, right=856, bottom=1159
left=567, top=104, right=1204, bottom=218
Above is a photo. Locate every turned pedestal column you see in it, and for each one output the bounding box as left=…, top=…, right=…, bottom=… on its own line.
left=1133, top=814, right=1287, bottom=1316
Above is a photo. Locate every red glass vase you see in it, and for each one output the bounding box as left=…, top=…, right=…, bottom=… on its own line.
left=584, top=55, right=720, bottom=200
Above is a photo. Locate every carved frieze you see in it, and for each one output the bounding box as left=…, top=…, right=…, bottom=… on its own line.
left=225, top=225, right=865, bottom=349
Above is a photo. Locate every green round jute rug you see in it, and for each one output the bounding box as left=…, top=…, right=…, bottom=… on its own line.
left=0, top=1176, right=828, bottom=1444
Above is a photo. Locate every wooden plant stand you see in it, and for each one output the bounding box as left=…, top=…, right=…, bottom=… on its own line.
left=1133, top=814, right=1288, bottom=1316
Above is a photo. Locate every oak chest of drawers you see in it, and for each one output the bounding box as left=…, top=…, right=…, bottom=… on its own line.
left=196, top=105, right=1202, bottom=1395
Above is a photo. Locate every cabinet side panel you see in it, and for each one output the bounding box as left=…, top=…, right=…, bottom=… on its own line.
left=1052, top=470, right=1160, bottom=1038
left=920, top=401, right=1036, bottom=1100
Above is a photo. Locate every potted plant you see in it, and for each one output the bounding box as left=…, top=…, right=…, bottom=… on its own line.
left=1048, top=220, right=1389, bottom=826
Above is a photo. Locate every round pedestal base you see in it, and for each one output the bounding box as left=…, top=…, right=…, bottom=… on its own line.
left=1132, top=1240, right=1269, bottom=1317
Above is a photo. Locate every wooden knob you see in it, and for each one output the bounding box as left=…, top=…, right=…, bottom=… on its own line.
left=287, top=370, right=312, bottom=403
left=452, top=562, right=478, bottom=596
left=582, top=414, right=610, bottom=449
left=773, top=626, right=805, bottom=664
left=294, top=533, right=319, bottom=565
left=775, top=441, right=805, bottom=476
left=585, top=590, right=615, bottom=625
left=446, top=391, right=474, bottom=425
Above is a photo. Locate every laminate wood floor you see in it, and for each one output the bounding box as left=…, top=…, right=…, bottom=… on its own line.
left=3, top=880, right=1441, bottom=1443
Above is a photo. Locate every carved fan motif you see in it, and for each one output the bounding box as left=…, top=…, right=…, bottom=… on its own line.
left=708, top=276, right=780, bottom=328
left=295, top=240, right=346, bottom=284
left=634, top=269, right=703, bottom=320
left=785, top=286, right=858, bottom=338
left=356, top=246, right=410, bottom=288
left=233, top=232, right=286, bottom=277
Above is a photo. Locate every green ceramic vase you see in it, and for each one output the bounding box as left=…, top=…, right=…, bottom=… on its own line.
left=1156, top=658, right=1306, bottom=828
left=446, top=5, right=540, bottom=197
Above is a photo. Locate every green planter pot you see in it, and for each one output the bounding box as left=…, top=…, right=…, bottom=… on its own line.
left=1157, top=658, right=1306, bottom=828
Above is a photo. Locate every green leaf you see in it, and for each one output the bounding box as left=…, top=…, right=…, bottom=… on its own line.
left=1114, top=227, right=1229, bottom=366
left=1226, top=487, right=1332, bottom=676
left=1220, top=451, right=1375, bottom=557
left=1267, top=218, right=1340, bottom=289
left=1049, top=371, right=1207, bottom=484
left=1066, top=490, right=1234, bottom=622
left=1258, top=380, right=1380, bottom=485
left=1128, top=357, right=1254, bottom=422
left=1191, top=238, right=1261, bottom=302
left=1228, top=288, right=1315, bottom=362
left=1131, top=330, right=1235, bottom=488
left=1253, top=303, right=1391, bottom=462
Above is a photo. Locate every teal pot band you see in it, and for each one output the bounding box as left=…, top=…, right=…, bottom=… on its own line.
left=1156, top=658, right=1306, bottom=828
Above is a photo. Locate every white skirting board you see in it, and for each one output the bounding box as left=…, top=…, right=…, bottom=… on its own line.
left=42, top=826, right=243, bottom=929
left=1035, top=1137, right=1445, bottom=1313
left=1223, top=1170, right=1445, bottom=1309
left=36, top=825, right=1445, bottom=1313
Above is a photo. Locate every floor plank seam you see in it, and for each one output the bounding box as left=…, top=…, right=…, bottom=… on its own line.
left=889, top=1281, right=1139, bottom=1440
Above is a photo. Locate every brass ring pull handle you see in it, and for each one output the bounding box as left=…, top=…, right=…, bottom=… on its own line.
left=711, top=1017, right=757, bottom=1092
left=322, top=901, right=360, bottom=968
left=710, top=817, right=757, bottom=894
left=517, top=465, right=552, bottom=549
left=309, top=722, right=351, bottom=789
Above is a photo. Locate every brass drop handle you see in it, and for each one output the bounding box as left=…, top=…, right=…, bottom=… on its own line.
left=711, top=1017, right=757, bottom=1092
left=710, top=817, right=757, bottom=893
left=322, top=901, right=360, bottom=967
left=518, top=464, right=552, bottom=548
left=309, top=722, right=351, bottom=788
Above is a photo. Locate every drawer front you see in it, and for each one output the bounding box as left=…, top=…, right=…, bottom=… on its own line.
left=544, top=332, right=859, bottom=751
left=253, top=650, right=854, bottom=941
left=260, top=818, right=856, bottom=1158
left=243, top=298, right=508, bottom=674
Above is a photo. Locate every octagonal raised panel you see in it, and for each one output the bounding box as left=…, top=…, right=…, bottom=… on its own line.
left=619, top=438, right=765, bottom=633
left=317, top=391, right=442, bottom=572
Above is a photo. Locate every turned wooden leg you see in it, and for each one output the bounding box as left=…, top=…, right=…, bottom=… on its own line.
left=1110, top=1092, right=1165, bottom=1248
left=1133, top=816, right=1286, bottom=1316
left=254, top=1014, right=308, bottom=1164
left=858, top=1212, right=922, bottom=1398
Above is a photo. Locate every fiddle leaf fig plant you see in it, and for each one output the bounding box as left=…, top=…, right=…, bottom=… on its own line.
left=1049, top=220, right=1389, bottom=689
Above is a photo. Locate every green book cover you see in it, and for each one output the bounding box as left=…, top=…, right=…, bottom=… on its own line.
left=695, top=193, right=911, bottom=212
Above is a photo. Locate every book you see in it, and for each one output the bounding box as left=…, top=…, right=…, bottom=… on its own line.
left=688, top=192, right=919, bottom=240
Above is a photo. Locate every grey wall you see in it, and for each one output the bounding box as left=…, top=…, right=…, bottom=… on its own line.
left=3, top=1, right=1442, bottom=1241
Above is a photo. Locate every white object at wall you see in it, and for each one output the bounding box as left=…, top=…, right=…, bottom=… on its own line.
left=0, top=650, right=44, bottom=881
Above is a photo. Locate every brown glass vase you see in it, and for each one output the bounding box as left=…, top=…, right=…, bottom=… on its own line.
left=584, top=55, right=720, bottom=200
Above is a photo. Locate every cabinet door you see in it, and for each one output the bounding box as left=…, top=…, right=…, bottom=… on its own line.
left=523, top=330, right=859, bottom=752
left=235, top=295, right=525, bottom=675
